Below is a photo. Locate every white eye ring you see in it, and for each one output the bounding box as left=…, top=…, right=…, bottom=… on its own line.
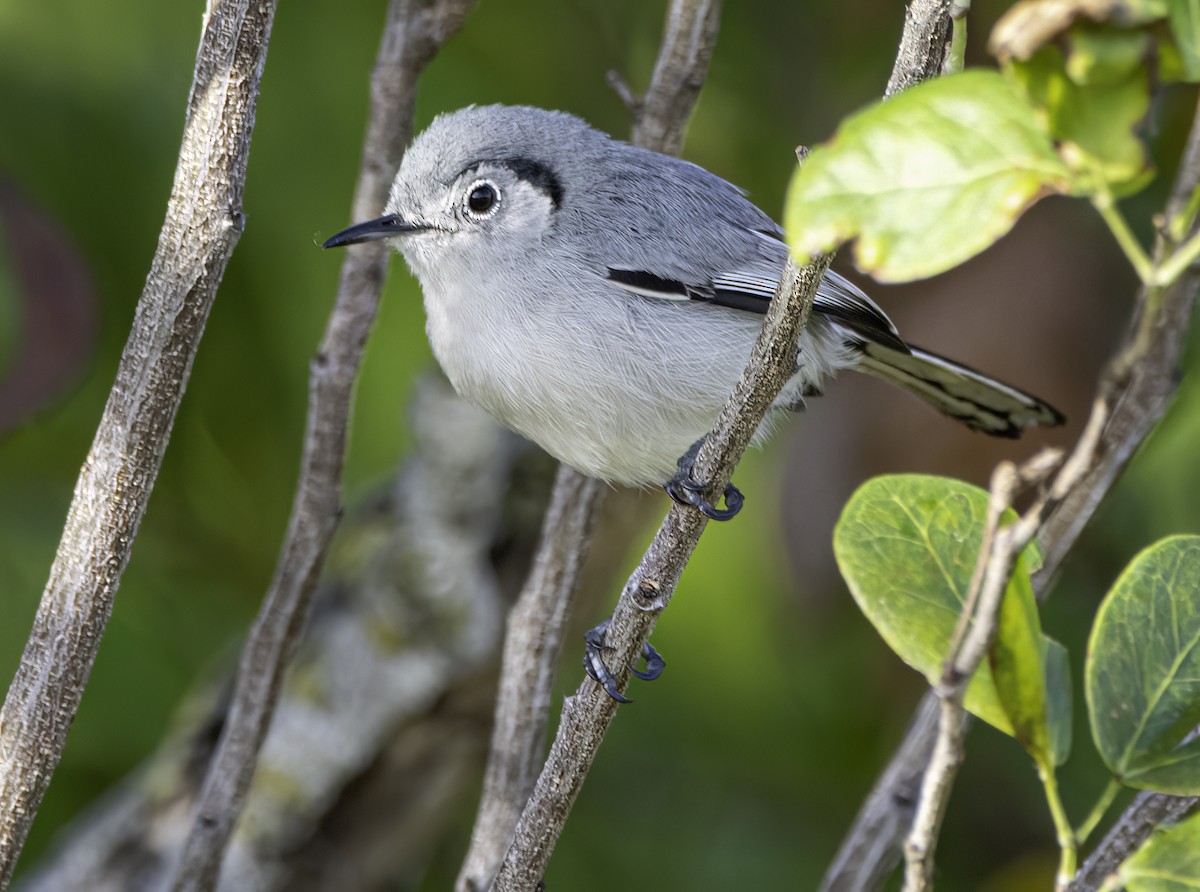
left=464, top=179, right=501, bottom=219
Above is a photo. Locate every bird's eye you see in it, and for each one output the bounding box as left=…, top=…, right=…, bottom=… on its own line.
left=464, top=180, right=500, bottom=218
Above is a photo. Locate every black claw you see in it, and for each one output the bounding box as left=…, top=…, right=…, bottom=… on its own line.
left=630, top=641, right=666, bottom=681
left=583, top=621, right=666, bottom=703
left=664, top=438, right=744, bottom=521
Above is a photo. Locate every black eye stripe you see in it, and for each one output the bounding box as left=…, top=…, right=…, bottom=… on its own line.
left=502, top=158, right=563, bottom=209
left=454, top=157, right=564, bottom=210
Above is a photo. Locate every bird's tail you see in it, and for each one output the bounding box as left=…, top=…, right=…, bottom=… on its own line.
left=854, top=342, right=1065, bottom=438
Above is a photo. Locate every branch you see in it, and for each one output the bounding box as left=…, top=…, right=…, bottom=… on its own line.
left=886, top=0, right=954, bottom=96
left=493, top=252, right=831, bottom=892
left=0, top=1, right=278, bottom=884
left=630, top=0, right=723, bottom=156
left=901, top=443, right=1102, bottom=892
left=455, top=467, right=604, bottom=892
left=1069, top=791, right=1199, bottom=891
left=168, top=2, right=476, bottom=889
left=823, top=84, right=1200, bottom=892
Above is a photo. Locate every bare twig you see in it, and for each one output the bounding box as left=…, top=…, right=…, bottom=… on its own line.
left=168, top=2, right=476, bottom=889
left=0, top=2, right=278, bottom=885
left=887, top=0, right=954, bottom=96
left=455, top=467, right=605, bottom=891
left=491, top=243, right=831, bottom=892
left=900, top=443, right=1102, bottom=892
left=824, top=89, right=1200, bottom=892
left=630, top=0, right=723, bottom=155
left=1069, top=791, right=1199, bottom=891
left=486, top=0, right=968, bottom=887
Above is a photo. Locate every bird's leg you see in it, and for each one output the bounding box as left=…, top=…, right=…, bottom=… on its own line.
left=664, top=438, right=745, bottom=521
left=583, top=619, right=666, bottom=703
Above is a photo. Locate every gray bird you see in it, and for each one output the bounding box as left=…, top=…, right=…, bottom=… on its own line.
left=325, top=104, right=1063, bottom=518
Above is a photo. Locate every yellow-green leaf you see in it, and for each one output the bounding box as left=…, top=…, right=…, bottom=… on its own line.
left=785, top=70, right=1072, bottom=282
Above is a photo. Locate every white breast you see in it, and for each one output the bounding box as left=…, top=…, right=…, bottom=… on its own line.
left=410, top=247, right=848, bottom=486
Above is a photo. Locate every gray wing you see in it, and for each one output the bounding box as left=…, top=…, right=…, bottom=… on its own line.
left=605, top=227, right=910, bottom=354
left=576, top=146, right=908, bottom=353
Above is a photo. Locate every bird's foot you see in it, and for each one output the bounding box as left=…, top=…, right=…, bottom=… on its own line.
left=583, top=620, right=666, bottom=703
left=664, top=438, right=744, bottom=521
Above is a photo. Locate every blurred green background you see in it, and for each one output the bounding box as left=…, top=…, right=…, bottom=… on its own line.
left=1, top=0, right=1198, bottom=888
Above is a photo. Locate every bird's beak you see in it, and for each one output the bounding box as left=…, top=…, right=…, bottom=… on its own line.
left=322, top=214, right=427, bottom=249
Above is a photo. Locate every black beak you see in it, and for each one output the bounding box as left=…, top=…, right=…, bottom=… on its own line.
left=322, top=214, right=427, bottom=248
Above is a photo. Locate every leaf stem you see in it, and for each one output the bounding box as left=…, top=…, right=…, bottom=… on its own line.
left=1039, top=759, right=1077, bottom=891
left=1074, top=778, right=1123, bottom=847
left=1092, top=191, right=1153, bottom=285
left=943, top=0, right=970, bottom=75
left=1167, top=183, right=1200, bottom=243
left=1154, top=226, right=1200, bottom=286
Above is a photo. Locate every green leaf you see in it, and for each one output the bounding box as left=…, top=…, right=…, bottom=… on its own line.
left=1114, top=807, right=1200, bottom=890
left=1044, top=637, right=1074, bottom=767
left=1170, top=0, right=1200, bottom=81
left=1088, top=535, right=1200, bottom=793
left=785, top=70, right=1073, bottom=282
left=834, top=474, right=1053, bottom=744
left=1009, top=31, right=1152, bottom=194
left=991, top=556, right=1052, bottom=760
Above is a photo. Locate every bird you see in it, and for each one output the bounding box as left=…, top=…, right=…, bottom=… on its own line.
left=322, top=104, right=1064, bottom=699
left=324, top=104, right=1062, bottom=517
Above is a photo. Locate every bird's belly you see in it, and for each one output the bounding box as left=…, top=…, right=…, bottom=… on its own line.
left=425, top=298, right=764, bottom=486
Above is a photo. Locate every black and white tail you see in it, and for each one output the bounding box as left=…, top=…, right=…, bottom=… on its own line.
left=855, top=341, right=1065, bottom=438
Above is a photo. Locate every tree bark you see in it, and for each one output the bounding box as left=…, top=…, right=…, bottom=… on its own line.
left=0, top=1, right=278, bottom=885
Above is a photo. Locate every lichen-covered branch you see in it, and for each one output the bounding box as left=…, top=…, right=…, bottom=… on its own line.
left=0, top=2, right=278, bottom=884
left=15, top=374, right=543, bottom=892
left=168, top=2, right=477, bottom=889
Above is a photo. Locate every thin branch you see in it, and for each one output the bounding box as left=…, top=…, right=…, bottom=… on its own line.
left=0, top=1, right=278, bottom=885
left=631, top=0, right=723, bottom=155
left=492, top=242, right=831, bottom=892
left=487, top=0, right=964, bottom=887
left=901, top=447, right=1085, bottom=892
left=1069, top=791, right=1199, bottom=891
left=887, top=0, right=954, bottom=96
left=168, top=2, right=476, bottom=889
left=824, top=90, right=1200, bottom=892
left=455, top=467, right=605, bottom=891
